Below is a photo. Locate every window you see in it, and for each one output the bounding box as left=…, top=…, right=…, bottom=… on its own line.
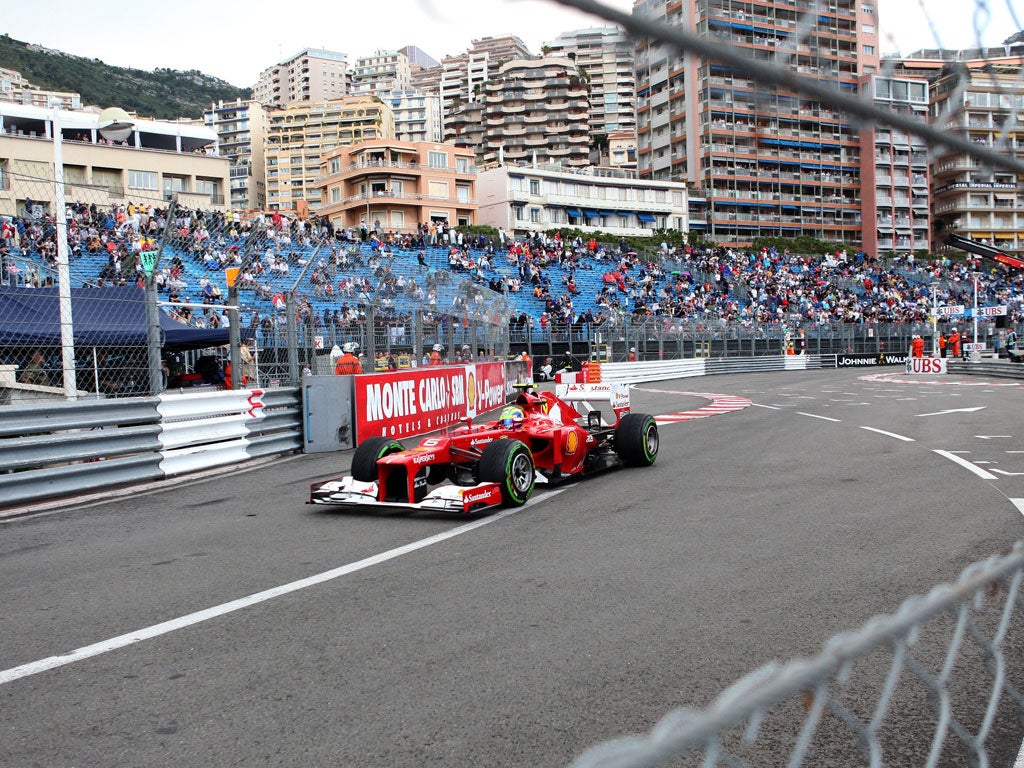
left=331, top=186, right=341, bottom=203
left=128, top=170, right=157, bottom=190
left=529, top=179, right=541, bottom=195
left=863, top=45, right=875, bottom=56
left=428, top=180, right=449, bottom=199
left=455, top=157, right=470, bottom=173
left=163, top=176, right=187, bottom=195
left=428, top=150, right=447, bottom=169
left=391, top=210, right=404, bottom=227
left=529, top=208, right=540, bottom=223
left=457, top=185, right=470, bottom=203
left=195, top=179, right=217, bottom=196
left=513, top=204, right=524, bottom=220
left=328, top=157, right=340, bottom=174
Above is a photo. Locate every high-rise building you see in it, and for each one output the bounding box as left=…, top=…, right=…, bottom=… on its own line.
left=439, top=35, right=534, bottom=123
left=633, top=0, right=879, bottom=244
left=379, top=90, right=442, bottom=143
left=927, top=48, right=1024, bottom=252
left=401, top=46, right=440, bottom=72
left=253, top=48, right=349, bottom=107
left=858, top=75, right=931, bottom=256
left=448, top=57, right=592, bottom=169
left=264, top=96, right=395, bottom=212
left=351, top=50, right=412, bottom=96
left=543, top=27, right=637, bottom=138
left=204, top=98, right=269, bottom=211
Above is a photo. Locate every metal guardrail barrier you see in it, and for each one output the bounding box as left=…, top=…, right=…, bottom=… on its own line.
left=0, top=387, right=301, bottom=510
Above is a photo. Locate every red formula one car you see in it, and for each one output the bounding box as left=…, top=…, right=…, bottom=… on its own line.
left=309, top=382, right=659, bottom=514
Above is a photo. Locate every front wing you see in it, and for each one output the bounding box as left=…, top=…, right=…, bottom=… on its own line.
left=309, top=476, right=505, bottom=514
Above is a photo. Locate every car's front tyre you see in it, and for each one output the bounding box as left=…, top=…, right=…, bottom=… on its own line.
left=351, top=436, right=404, bottom=482
left=478, top=439, right=535, bottom=506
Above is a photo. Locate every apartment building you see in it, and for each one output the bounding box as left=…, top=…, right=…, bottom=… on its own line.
left=858, top=75, right=931, bottom=256
left=477, top=163, right=688, bottom=237
left=351, top=50, right=412, bottom=96
left=633, top=0, right=879, bottom=245
left=315, top=139, right=478, bottom=232
left=264, top=96, right=395, bottom=213
left=379, top=90, right=442, bottom=143
left=438, top=35, right=533, bottom=118
left=544, top=27, right=637, bottom=138
left=401, top=46, right=440, bottom=72
left=253, top=48, right=349, bottom=107
left=448, top=56, right=592, bottom=169
left=930, top=56, right=1024, bottom=252
left=203, top=98, right=269, bottom=211
left=0, top=67, right=81, bottom=110
left=0, top=103, right=228, bottom=213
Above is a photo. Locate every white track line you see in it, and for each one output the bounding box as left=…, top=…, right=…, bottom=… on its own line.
left=859, top=427, right=915, bottom=442
left=933, top=450, right=998, bottom=480
left=797, top=412, right=841, bottom=422
left=0, top=488, right=567, bottom=687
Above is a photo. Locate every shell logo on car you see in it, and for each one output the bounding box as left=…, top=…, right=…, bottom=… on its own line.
left=565, top=430, right=579, bottom=455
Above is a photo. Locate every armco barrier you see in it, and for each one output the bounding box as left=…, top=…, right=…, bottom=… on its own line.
left=0, top=388, right=302, bottom=510
left=598, top=355, right=826, bottom=384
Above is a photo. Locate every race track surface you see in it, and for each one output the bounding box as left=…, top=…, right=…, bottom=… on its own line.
left=3, top=369, right=1024, bottom=767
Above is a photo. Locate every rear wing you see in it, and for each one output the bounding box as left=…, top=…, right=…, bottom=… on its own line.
left=553, top=382, right=631, bottom=427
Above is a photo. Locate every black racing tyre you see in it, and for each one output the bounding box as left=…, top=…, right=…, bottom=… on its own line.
left=426, top=464, right=448, bottom=485
left=478, top=439, right=535, bottom=507
left=351, top=436, right=404, bottom=482
left=615, top=413, right=659, bottom=467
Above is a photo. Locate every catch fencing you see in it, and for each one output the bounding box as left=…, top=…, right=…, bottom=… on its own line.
left=570, top=541, right=1024, bottom=768
left=0, top=161, right=514, bottom=397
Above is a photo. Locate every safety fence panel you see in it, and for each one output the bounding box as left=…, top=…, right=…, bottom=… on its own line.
left=596, top=355, right=826, bottom=386
left=570, top=541, right=1024, bottom=768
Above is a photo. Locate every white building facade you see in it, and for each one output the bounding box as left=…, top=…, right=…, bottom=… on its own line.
left=477, top=164, right=688, bottom=236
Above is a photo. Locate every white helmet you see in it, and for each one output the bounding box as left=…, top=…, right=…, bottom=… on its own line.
left=342, top=341, right=359, bottom=353
left=432, top=343, right=443, bottom=352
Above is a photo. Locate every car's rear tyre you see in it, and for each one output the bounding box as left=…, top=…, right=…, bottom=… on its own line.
left=615, top=413, right=659, bottom=466
left=351, top=436, right=404, bottom=482
left=478, top=439, right=535, bottom=507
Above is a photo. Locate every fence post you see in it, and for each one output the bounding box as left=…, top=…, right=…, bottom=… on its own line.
left=285, top=292, right=299, bottom=386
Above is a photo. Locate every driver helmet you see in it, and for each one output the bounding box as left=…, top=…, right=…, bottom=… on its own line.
left=342, top=341, right=359, bottom=353
left=432, top=343, right=444, bottom=352
left=498, top=405, right=525, bottom=430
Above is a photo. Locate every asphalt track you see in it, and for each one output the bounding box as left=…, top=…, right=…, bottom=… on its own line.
left=3, top=368, right=1024, bottom=767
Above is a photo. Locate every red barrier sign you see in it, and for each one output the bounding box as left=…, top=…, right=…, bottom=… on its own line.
left=355, top=363, right=508, bottom=440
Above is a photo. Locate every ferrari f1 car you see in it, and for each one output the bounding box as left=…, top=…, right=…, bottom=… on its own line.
left=309, top=382, right=659, bottom=514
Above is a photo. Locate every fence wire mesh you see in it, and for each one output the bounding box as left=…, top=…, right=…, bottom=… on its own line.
left=536, top=0, right=1024, bottom=765
left=0, top=160, right=515, bottom=398
left=570, top=542, right=1024, bottom=768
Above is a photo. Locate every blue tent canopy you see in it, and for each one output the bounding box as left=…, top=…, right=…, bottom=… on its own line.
left=636, top=212, right=657, bottom=223
left=0, top=285, right=235, bottom=350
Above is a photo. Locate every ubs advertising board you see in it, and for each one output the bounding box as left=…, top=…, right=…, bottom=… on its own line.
left=355, top=363, right=508, bottom=441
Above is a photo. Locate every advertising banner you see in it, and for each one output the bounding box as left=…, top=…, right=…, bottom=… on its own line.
left=354, top=363, right=507, bottom=441
left=835, top=352, right=908, bottom=367
left=907, top=357, right=947, bottom=375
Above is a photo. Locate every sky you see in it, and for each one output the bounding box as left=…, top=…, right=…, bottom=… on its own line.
left=1, top=0, right=1021, bottom=88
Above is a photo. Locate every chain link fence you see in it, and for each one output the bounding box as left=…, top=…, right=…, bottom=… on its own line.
left=0, top=160, right=515, bottom=399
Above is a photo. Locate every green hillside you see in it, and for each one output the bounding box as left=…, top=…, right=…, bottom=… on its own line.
left=0, top=33, right=251, bottom=119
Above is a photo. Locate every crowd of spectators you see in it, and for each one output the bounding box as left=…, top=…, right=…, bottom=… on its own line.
left=3, top=199, right=1024, bottom=344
